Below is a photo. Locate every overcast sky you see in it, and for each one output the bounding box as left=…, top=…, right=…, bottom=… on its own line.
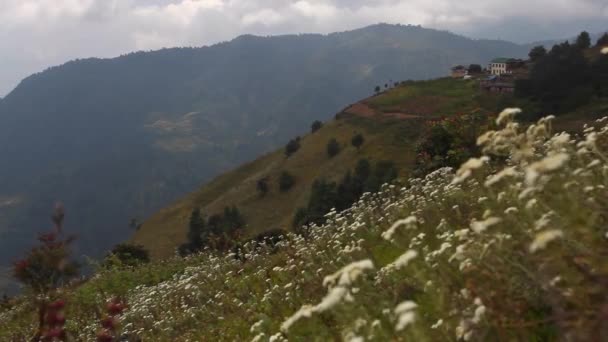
left=0, top=0, right=607, bottom=96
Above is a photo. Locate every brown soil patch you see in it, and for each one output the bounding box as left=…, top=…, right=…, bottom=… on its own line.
left=345, top=102, right=377, bottom=117
left=344, top=102, right=421, bottom=120
left=384, top=95, right=444, bottom=116
left=384, top=113, right=422, bottom=119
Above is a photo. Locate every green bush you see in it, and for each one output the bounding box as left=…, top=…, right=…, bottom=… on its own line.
left=279, top=171, right=296, bottom=192
left=104, top=244, right=150, bottom=268
left=326, top=138, right=340, bottom=158
left=351, top=133, right=364, bottom=151
left=285, top=137, right=301, bottom=157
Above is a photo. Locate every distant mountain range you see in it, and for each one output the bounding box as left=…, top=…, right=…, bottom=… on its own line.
left=0, top=23, right=532, bottom=293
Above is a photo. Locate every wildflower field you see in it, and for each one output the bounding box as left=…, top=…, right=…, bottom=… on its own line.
left=1, top=110, right=608, bottom=341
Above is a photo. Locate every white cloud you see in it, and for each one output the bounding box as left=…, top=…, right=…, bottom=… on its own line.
left=0, top=0, right=606, bottom=96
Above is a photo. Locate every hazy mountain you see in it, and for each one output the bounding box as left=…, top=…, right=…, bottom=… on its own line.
left=0, top=23, right=530, bottom=293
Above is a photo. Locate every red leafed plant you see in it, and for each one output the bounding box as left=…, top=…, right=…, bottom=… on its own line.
left=12, top=203, right=79, bottom=341
left=96, top=297, right=128, bottom=342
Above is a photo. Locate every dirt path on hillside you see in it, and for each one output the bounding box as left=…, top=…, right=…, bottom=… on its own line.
left=344, top=102, right=422, bottom=120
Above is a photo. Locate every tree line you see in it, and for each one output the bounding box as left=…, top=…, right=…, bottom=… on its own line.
left=516, top=31, right=608, bottom=115
left=179, top=206, right=246, bottom=255
left=293, top=159, right=398, bottom=229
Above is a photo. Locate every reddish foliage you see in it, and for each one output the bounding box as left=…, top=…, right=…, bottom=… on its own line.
left=97, top=297, right=128, bottom=342
left=11, top=203, right=79, bottom=341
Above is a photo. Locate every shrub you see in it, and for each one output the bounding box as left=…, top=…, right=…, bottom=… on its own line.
left=351, top=133, right=364, bottom=151
left=468, top=64, right=482, bottom=74
left=0, top=294, right=10, bottom=310
left=285, top=137, right=301, bottom=157
left=256, top=177, right=270, bottom=197
left=12, top=203, right=79, bottom=294
left=105, top=244, right=150, bottom=268
left=414, top=112, right=493, bottom=175
left=326, top=138, right=340, bottom=158
left=11, top=203, right=79, bottom=341
left=293, top=208, right=309, bottom=231
left=278, top=171, right=296, bottom=192
left=311, top=120, right=323, bottom=133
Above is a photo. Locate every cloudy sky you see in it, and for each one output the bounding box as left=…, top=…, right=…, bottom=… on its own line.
left=0, top=0, right=607, bottom=96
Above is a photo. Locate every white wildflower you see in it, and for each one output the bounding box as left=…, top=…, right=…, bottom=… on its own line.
left=587, top=159, right=601, bottom=168
left=485, top=166, right=518, bottom=187
left=534, top=212, right=553, bottom=231
left=394, top=301, right=417, bottom=331
left=323, top=259, right=375, bottom=288
left=384, top=250, right=418, bottom=270
left=315, top=287, right=352, bottom=312
left=280, top=305, right=313, bottom=332
left=436, top=242, right=451, bottom=255
left=250, top=320, right=264, bottom=333
left=382, top=216, right=417, bottom=241
left=472, top=304, right=486, bottom=324
left=449, top=244, right=467, bottom=262
left=470, top=217, right=502, bottom=233
left=496, top=108, right=521, bottom=126
left=454, top=228, right=469, bottom=239
left=251, top=333, right=265, bottom=342
left=549, top=132, right=571, bottom=151
left=343, top=332, right=364, bottom=342
left=452, top=157, right=490, bottom=184
left=431, top=319, right=444, bottom=329
left=476, top=130, right=495, bottom=146
left=525, top=153, right=569, bottom=185
left=525, top=198, right=538, bottom=209
left=602, top=47, right=608, bottom=54
left=529, top=230, right=564, bottom=253
left=269, top=333, right=286, bottom=342
left=518, top=187, right=536, bottom=199
left=456, top=319, right=473, bottom=341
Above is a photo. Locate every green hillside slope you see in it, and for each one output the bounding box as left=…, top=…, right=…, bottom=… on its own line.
left=133, top=113, right=424, bottom=259
left=132, top=78, right=504, bottom=258
left=133, top=75, right=608, bottom=259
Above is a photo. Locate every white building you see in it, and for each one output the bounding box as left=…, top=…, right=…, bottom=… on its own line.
left=489, top=58, right=510, bottom=75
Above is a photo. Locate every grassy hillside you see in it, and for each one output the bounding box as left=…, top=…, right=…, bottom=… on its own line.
left=2, top=112, right=607, bottom=340
left=133, top=113, right=425, bottom=259
left=133, top=76, right=608, bottom=259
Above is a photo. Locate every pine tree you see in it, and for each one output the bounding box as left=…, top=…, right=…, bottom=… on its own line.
left=182, top=208, right=206, bottom=254
left=597, top=33, right=608, bottom=47
left=528, top=45, right=547, bottom=62
left=576, top=31, right=591, bottom=49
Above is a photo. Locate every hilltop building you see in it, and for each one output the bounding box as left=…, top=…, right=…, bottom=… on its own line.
left=489, top=58, right=526, bottom=75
